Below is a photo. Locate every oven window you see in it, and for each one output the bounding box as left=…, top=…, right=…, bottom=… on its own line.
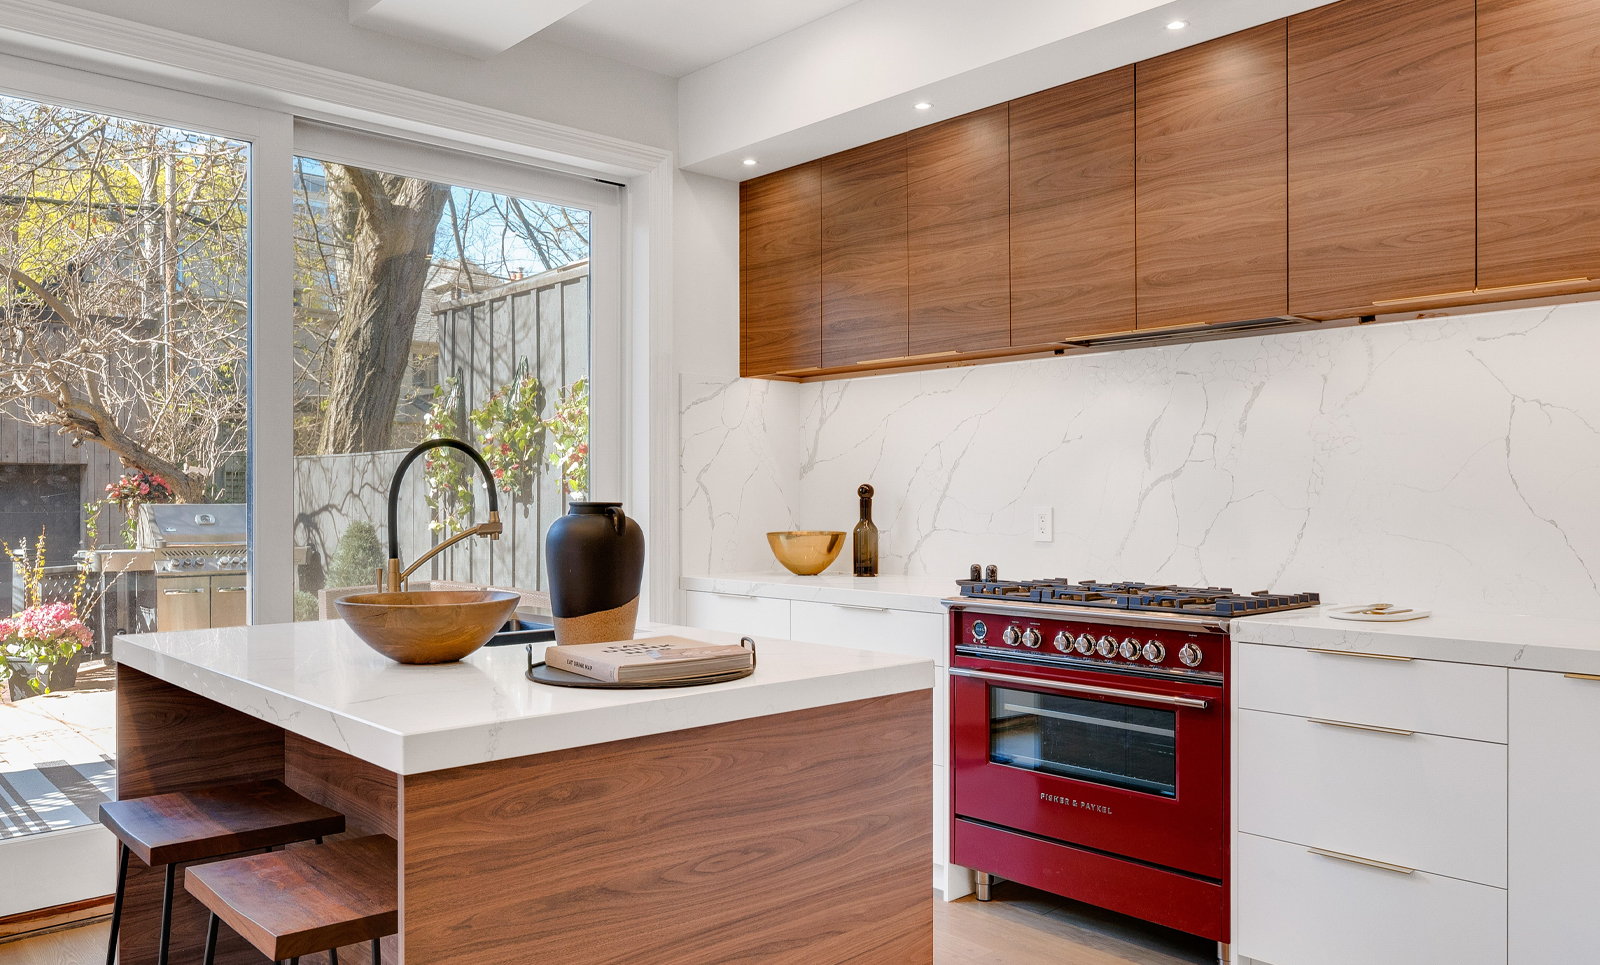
left=990, top=686, right=1178, bottom=797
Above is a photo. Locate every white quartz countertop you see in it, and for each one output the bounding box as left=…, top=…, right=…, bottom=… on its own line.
left=114, top=620, right=932, bottom=776
left=682, top=572, right=955, bottom=613
left=1234, top=605, right=1600, bottom=674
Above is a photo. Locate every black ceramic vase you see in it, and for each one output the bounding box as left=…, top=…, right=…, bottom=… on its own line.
left=545, top=501, right=646, bottom=646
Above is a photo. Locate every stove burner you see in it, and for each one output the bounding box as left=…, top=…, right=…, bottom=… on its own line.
left=956, top=579, right=1318, bottom=615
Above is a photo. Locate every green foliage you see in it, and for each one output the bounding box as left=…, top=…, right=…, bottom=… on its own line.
left=469, top=363, right=545, bottom=497
left=543, top=378, right=589, bottom=499
left=327, top=520, right=386, bottom=591
left=422, top=376, right=474, bottom=533
left=294, top=591, right=320, bottom=623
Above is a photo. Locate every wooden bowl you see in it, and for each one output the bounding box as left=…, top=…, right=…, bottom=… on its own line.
left=335, top=590, right=520, bottom=664
left=766, top=531, right=847, bottom=576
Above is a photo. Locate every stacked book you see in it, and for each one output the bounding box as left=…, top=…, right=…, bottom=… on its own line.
left=544, top=635, right=754, bottom=684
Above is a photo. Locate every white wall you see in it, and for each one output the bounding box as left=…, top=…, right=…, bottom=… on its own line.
left=52, top=0, right=678, bottom=151
left=672, top=169, right=740, bottom=379
left=682, top=301, right=1600, bottom=615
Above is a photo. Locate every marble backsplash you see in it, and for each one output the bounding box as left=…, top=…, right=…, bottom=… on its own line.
left=681, top=301, right=1600, bottom=613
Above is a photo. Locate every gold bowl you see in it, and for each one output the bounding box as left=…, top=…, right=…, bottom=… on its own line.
left=766, top=531, right=847, bottom=576
left=335, top=590, right=520, bottom=664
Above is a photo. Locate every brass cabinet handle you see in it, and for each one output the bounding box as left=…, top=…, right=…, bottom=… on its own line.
left=1563, top=673, right=1600, bottom=681
left=1307, top=846, right=1414, bottom=875
left=1308, top=717, right=1415, bottom=737
left=1308, top=648, right=1412, bottom=662
left=711, top=591, right=754, bottom=600
left=831, top=602, right=890, bottom=613
left=949, top=667, right=1210, bottom=709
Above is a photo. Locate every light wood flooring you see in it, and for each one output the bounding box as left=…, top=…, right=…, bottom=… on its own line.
left=0, top=881, right=1215, bottom=965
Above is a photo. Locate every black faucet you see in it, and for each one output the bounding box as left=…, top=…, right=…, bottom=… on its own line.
left=382, top=438, right=502, bottom=591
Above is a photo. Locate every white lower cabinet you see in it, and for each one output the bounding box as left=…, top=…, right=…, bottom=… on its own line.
left=1508, top=670, right=1600, bottom=964
left=683, top=589, right=790, bottom=638
left=1237, top=832, right=1506, bottom=965
left=1238, top=709, right=1506, bottom=887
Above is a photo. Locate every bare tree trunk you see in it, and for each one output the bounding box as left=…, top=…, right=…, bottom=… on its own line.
left=317, top=166, right=450, bottom=454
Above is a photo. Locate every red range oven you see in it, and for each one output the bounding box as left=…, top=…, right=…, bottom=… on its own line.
left=944, top=581, right=1318, bottom=947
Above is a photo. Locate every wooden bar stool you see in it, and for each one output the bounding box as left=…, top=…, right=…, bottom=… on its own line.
left=99, top=779, right=345, bottom=965
left=185, top=834, right=398, bottom=965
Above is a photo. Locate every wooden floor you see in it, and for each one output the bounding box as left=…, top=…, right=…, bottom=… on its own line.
left=0, top=881, right=1215, bottom=965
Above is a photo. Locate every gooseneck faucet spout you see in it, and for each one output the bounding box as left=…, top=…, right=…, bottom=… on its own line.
left=383, top=438, right=502, bottom=591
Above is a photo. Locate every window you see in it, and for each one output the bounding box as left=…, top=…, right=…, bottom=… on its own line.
left=290, top=149, right=596, bottom=614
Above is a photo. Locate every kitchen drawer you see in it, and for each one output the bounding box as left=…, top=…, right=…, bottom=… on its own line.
left=1239, top=709, right=1506, bottom=887
left=683, top=590, right=790, bottom=639
left=789, top=600, right=946, bottom=665
left=1236, top=642, right=1506, bottom=742
left=1237, top=831, right=1506, bottom=965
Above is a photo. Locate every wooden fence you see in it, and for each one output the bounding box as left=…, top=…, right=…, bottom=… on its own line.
left=294, top=261, right=590, bottom=594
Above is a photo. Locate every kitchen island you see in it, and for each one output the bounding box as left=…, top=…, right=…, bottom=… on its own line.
left=111, top=620, right=933, bottom=965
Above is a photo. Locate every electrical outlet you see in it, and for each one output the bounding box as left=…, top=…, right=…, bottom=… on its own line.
left=1032, top=507, right=1053, bottom=542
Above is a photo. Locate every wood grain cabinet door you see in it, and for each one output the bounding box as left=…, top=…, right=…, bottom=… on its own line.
left=1478, top=0, right=1600, bottom=293
left=1287, top=0, right=1476, bottom=318
left=1136, top=21, right=1289, bottom=330
left=740, top=163, right=821, bottom=376
left=907, top=104, right=1011, bottom=356
left=1009, top=66, right=1136, bottom=345
left=822, top=136, right=909, bottom=368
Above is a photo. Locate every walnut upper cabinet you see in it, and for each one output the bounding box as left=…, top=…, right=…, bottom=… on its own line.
left=1136, top=21, right=1289, bottom=331
left=821, top=136, right=909, bottom=368
left=740, top=163, right=821, bottom=377
left=1478, top=0, right=1600, bottom=295
left=1009, top=66, right=1137, bottom=344
left=1287, top=0, right=1476, bottom=319
left=906, top=104, right=1011, bottom=356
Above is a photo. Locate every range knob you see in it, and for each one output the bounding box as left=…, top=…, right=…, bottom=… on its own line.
left=1003, top=625, right=1023, bottom=647
left=1095, top=635, right=1118, bottom=658
left=1022, top=628, right=1042, bottom=649
left=1142, top=641, right=1167, bottom=663
left=971, top=620, right=988, bottom=643
left=1178, top=643, right=1204, bottom=668
left=1074, top=633, right=1095, bottom=655
left=1118, top=638, right=1141, bottom=660
left=1052, top=631, right=1072, bottom=653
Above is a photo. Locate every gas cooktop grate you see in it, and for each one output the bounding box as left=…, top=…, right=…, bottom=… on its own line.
left=956, top=579, right=1319, bottom=615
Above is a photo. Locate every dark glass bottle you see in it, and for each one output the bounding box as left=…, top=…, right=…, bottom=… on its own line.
left=853, top=484, right=879, bottom=577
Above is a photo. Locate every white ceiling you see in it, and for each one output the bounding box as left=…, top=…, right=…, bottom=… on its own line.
left=538, top=0, right=866, bottom=77
left=348, top=0, right=866, bottom=75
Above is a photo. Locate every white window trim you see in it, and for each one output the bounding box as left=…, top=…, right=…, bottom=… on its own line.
left=0, top=1, right=679, bottom=624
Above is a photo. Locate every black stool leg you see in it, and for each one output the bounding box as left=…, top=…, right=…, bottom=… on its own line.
left=106, top=844, right=130, bottom=965
left=329, top=948, right=338, bottom=965
left=202, top=913, right=220, bottom=965
left=371, top=940, right=380, bottom=965
left=157, top=863, right=176, bottom=965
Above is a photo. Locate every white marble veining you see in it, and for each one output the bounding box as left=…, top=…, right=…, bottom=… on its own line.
left=682, top=572, right=954, bottom=613
left=1235, top=605, right=1600, bottom=675
left=680, top=302, right=1600, bottom=615
left=114, top=621, right=931, bottom=775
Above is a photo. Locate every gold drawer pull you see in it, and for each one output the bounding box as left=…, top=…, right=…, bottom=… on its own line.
left=1308, top=717, right=1415, bottom=737
left=1564, top=673, right=1600, bottom=681
left=1309, top=648, right=1412, bottom=662
left=1308, top=847, right=1414, bottom=875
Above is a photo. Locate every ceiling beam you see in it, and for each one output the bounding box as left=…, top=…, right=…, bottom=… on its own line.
left=349, top=0, right=595, bottom=59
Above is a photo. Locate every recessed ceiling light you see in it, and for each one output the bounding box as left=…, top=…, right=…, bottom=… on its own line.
left=914, top=102, right=933, bottom=110
left=742, top=158, right=757, bottom=166
left=1166, top=19, right=1188, bottom=29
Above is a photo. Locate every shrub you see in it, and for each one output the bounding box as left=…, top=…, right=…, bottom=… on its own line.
left=326, top=520, right=386, bottom=591
left=294, top=590, right=319, bottom=622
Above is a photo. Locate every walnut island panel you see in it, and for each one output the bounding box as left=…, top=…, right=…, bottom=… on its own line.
left=111, top=621, right=934, bottom=965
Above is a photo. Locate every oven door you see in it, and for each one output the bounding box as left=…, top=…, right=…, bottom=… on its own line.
left=951, top=656, right=1225, bottom=879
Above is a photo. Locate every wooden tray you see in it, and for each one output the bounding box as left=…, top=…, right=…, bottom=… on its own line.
left=524, top=637, right=756, bottom=689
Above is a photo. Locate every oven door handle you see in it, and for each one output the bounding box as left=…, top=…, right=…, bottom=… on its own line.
left=949, top=667, right=1210, bottom=709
